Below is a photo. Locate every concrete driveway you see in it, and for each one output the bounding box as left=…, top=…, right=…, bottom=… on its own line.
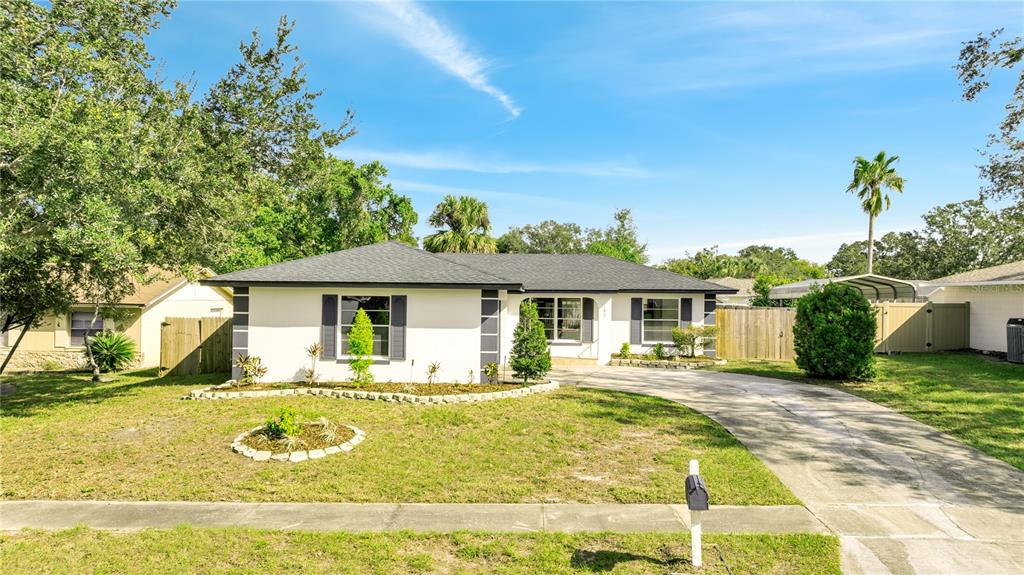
left=555, top=365, right=1024, bottom=575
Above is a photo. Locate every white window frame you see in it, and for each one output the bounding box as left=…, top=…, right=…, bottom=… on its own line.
left=641, top=298, right=680, bottom=345
left=70, top=311, right=104, bottom=347
left=526, top=297, right=583, bottom=343
left=339, top=295, right=391, bottom=359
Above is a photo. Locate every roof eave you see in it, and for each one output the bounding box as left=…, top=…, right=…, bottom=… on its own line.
left=200, top=279, right=523, bottom=290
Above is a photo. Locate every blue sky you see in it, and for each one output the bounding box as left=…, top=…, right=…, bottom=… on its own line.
left=150, top=1, right=1022, bottom=263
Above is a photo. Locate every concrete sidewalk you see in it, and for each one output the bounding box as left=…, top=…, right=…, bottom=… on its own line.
left=0, top=501, right=827, bottom=534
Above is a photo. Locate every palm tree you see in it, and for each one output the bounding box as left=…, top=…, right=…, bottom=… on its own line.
left=422, top=195, right=498, bottom=253
left=847, top=151, right=906, bottom=274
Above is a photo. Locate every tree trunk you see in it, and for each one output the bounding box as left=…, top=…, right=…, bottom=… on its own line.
left=0, top=318, right=34, bottom=375
left=84, top=307, right=101, bottom=382
left=866, top=213, right=875, bottom=275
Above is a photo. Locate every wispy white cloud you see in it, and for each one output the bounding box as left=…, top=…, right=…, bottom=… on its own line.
left=338, top=147, right=652, bottom=178
left=364, top=0, right=521, bottom=117
left=389, top=179, right=577, bottom=208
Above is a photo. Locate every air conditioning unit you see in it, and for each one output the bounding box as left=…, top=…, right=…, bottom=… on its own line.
left=1008, top=319, right=1024, bottom=364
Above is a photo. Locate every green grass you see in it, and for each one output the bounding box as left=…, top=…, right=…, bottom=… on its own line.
left=0, top=527, right=841, bottom=575
left=712, top=352, right=1024, bottom=469
left=0, top=369, right=796, bottom=504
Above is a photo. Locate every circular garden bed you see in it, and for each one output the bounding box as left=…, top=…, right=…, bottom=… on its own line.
left=232, top=417, right=365, bottom=463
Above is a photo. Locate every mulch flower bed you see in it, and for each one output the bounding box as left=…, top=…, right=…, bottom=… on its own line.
left=241, top=421, right=356, bottom=453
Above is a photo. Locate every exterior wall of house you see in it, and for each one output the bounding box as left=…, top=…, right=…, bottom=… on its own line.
left=138, top=284, right=232, bottom=367
left=0, top=310, right=130, bottom=371
left=928, top=285, right=1024, bottom=353
left=1, top=283, right=230, bottom=371
left=245, top=286, right=482, bottom=384
left=499, top=292, right=710, bottom=365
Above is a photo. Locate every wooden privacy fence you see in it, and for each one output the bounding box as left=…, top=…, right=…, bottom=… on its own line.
left=160, top=316, right=232, bottom=376
left=718, top=302, right=970, bottom=361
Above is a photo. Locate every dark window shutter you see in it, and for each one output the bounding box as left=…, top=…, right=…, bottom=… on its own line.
left=630, top=298, right=642, bottom=344
left=681, top=298, right=693, bottom=324
left=582, top=298, right=595, bottom=343
left=390, top=295, right=407, bottom=361
left=321, top=295, right=337, bottom=359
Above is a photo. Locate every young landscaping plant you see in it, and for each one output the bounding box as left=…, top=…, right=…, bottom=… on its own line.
left=793, top=283, right=877, bottom=379
left=510, top=300, right=551, bottom=384
left=482, top=362, right=500, bottom=383
left=264, top=407, right=301, bottom=440
left=233, top=354, right=268, bottom=387
left=426, top=361, right=441, bottom=384
left=619, top=342, right=630, bottom=358
left=348, top=309, right=375, bottom=386
left=86, top=330, right=136, bottom=373
left=652, top=342, right=669, bottom=360
left=303, top=342, right=322, bottom=385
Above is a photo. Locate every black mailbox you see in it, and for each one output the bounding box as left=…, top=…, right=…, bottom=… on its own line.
left=685, top=474, right=710, bottom=511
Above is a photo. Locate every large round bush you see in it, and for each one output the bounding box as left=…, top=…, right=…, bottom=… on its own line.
left=793, top=283, right=877, bottom=379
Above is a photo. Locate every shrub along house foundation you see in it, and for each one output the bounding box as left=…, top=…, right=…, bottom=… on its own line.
left=202, top=242, right=735, bottom=383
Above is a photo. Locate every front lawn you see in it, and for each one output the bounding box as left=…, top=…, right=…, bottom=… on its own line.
left=0, top=527, right=841, bottom=575
left=711, top=353, right=1024, bottom=470
left=0, top=370, right=796, bottom=505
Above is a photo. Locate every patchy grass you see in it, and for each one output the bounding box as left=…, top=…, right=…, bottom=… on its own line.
left=0, top=369, right=796, bottom=504
left=712, top=353, right=1024, bottom=470
left=0, top=527, right=841, bottom=575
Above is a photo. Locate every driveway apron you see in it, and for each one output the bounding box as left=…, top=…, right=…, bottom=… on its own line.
left=556, top=365, right=1024, bottom=575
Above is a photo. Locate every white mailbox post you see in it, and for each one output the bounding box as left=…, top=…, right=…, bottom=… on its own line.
left=685, top=459, right=710, bottom=569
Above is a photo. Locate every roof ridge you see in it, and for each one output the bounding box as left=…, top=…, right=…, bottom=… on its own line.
left=428, top=251, right=521, bottom=284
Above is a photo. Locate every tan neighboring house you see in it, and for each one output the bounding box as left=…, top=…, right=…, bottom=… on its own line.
left=922, top=261, right=1024, bottom=353
left=710, top=277, right=756, bottom=306
left=1, top=271, right=233, bottom=371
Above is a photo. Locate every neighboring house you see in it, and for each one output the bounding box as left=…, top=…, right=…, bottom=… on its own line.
left=768, top=265, right=1024, bottom=354
left=923, top=261, right=1024, bottom=353
left=1, top=270, right=233, bottom=371
left=201, top=241, right=736, bottom=383
left=709, top=277, right=755, bottom=306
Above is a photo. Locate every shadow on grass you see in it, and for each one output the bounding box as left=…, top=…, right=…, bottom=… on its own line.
left=570, top=548, right=689, bottom=572
left=0, top=368, right=227, bottom=418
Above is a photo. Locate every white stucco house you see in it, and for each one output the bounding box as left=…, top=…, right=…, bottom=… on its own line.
left=202, top=242, right=736, bottom=383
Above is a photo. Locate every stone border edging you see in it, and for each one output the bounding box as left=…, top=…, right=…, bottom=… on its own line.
left=608, top=359, right=726, bottom=369
left=232, top=424, right=365, bottom=463
left=186, top=381, right=560, bottom=403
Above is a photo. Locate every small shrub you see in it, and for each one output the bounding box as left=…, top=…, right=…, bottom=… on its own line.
left=348, top=309, right=375, bottom=386
left=315, top=416, right=338, bottom=444
left=482, top=362, right=499, bottom=382
left=86, top=331, right=136, bottom=372
left=510, top=300, right=551, bottom=384
left=426, top=361, right=441, bottom=384
left=652, top=342, right=669, bottom=360
left=672, top=325, right=717, bottom=357
left=794, top=283, right=876, bottom=379
left=42, top=359, right=64, bottom=372
left=466, top=369, right=474, bottom=384
left=264, top=407, right=300, bottom=439
left=619, top=342, right=631, bottom=358
left=234, top=354, right=268, bottom=387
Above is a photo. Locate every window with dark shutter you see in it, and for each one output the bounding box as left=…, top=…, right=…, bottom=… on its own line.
left=321, top=295, right=337, bottom=359
left=390, top=295, right=407, bottom=361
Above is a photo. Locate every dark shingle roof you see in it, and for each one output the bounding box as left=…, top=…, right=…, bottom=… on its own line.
left=203, top=242, right=736, bottom=293
left=203, top=242, right=518, bottom=288
left=435, top=253, right=735, bottom=293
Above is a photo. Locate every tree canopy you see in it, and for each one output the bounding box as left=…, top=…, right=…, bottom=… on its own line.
left=957, top=28, right=1023, bottom=202
left=423, top=195, right=498, bottom=253
left=497, top=209, right=648, bottom=264
left=827, top=199, right=1024, bottom=279
left=661, top=245, right=827, bottom=281
left=0, top=2, right=416, bottom=372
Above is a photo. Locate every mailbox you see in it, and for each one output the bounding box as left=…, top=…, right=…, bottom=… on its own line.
left=685, top=473, right=710, bottom=511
